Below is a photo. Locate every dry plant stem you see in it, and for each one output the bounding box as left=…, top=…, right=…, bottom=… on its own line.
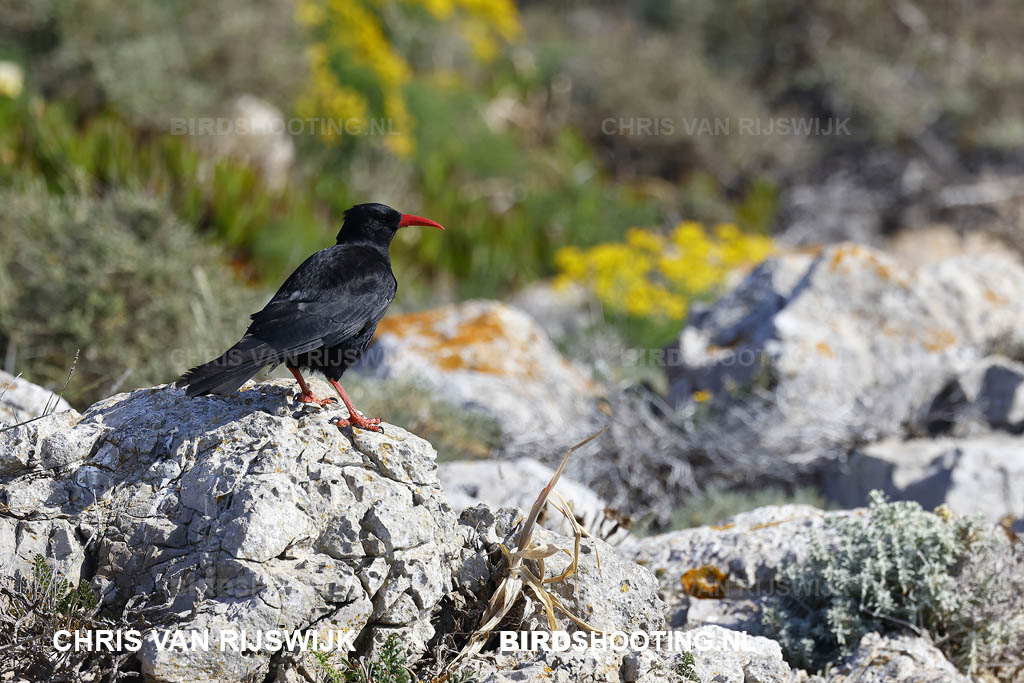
left=447, top=429, right=607, bottom=672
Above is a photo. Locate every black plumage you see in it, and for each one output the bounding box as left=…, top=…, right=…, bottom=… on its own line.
left=175, top=202, right=444, bottom=431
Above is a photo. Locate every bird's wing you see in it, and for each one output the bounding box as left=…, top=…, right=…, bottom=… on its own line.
left=244, top=248, right=396, bottom=357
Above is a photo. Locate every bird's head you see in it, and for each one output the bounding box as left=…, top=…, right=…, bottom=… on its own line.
left=337, top=203, right=444, bottom=246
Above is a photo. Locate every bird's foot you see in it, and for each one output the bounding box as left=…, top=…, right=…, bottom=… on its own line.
left=296, top=392, right=335, bottom=407
left=335, top=413, right=383, bottom=433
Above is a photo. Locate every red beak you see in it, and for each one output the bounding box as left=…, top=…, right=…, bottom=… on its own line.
left=398, top=213, right=445, bottom=230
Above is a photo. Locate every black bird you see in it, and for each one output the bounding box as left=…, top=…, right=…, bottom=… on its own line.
left=175, top=203, right=444, bottom=432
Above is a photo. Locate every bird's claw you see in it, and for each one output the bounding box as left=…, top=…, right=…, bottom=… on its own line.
left=296, top=392, right=335, bottom=407
left=334, top=414, right=383, bottom=433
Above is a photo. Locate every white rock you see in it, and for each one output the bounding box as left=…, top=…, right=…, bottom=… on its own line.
left=439, top=457, right=618, bottom=539
left=463, top=625, right=790, bottom=683
left=355, top=300, right=600, bottom=453
left=665, top=244, right=1024, bottom=457
left=824, top=632, right=971, bottom=683
left=0, top=380, right=457, bottom=682
left=826, top=434, right=1024, bottom=523
left=630, top=505, right=837, bottom=592
left=207, top=95, right=295, bottom=190
left=0, top=369, right=72, bottom=426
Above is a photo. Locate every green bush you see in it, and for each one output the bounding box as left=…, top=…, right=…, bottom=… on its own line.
left=2, top=0, right=306, bottom=127
left=0, top=181, right=262, bottom=406
left=763, top=491, right=1024, bottom=676
left=0, top=98, right=340, bottom=284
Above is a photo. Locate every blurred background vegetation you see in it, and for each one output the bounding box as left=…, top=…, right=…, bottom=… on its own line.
left=2, top=0, right=1024, bottom=405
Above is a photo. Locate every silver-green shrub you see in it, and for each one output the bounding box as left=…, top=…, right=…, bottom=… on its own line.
left=763, top=490, right=1024, bottom=677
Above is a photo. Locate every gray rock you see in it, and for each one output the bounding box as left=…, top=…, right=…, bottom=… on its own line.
left=630, top=505, right=835, bottom=593
left=0, top=380, right=458, bottom=683
left=825, top=434, right=1024, bottom=523
left=439, top=458, right=621, bottom=540
left=353, top=300, right=600, bottom=455
left=510, top=282, right=600, bottom=345
left=665, top=244, right=1024, bottom=459
left=911, top=356, right=1024, bottom=436
left=823, top=632, right=971, bottom=683
left=206, top=95, right=295, bottom=190
left=0, top=369, right=73, bottom=426
left=629, top=505, right=840, bottom=632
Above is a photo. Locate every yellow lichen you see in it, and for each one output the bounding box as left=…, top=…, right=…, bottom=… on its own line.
left=681, top=565, right=729, bottom=599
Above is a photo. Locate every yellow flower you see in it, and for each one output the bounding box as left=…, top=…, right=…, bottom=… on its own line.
left=626, top=227, right=664, bottom=252
left=0, top=61, right=24, bottom=98
left=693, top=390, right=712, bottom=403
left=555, top=219, right=774, bottom=323
left=295, top=0, right=520, bottom=155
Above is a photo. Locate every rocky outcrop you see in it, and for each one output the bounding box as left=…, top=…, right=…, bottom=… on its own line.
left=822, top=632, right=972, bottom=683
left=664, top=243, right=1024, bottom=520
left=0, top=380, right=458, bottom=682
left=439, top=458, right=616, bottom=539
left=0, top=375, right=993, bottom=682
left=450, top=505, right=663, bottom=638
left=667, top=244, right=1024, bottom=445
left=355, top=300, right=601, bottom=454
left=826, top=434, right=1024, bottom=524
left=631, top=505, right=837, bottom=592
left=629, top=505, right=842, bottom=631
left=0, top=369, right=71, bottom=426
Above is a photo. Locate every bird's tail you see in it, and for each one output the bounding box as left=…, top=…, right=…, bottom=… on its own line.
left=175, top=336, right=276, bottom=397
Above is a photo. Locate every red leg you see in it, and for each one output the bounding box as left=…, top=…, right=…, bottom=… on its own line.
left=288, top=366, right=334, bottom=407
left=328, top=378, right=382, bottom=432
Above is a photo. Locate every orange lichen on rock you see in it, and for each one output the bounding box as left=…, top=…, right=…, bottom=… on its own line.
left=375, top=309, right=518, bottom=375
left=681, top=565, right=728, bottom=599
left=374, top=308, right=445, bottom=337
left=983, top=288, right=1007, bottom=305
left=374, top=305, right=584, bottom=383
left=922, top=328, right=957, bottom=353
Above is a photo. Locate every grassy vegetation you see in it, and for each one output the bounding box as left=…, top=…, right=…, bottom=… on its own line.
left=663, top=484, right=828, bottom=532
left=0, top=181, right=262, bottom=405
left=0, top=555, right=137, bottom=681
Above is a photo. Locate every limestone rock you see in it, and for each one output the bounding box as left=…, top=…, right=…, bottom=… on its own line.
left=354, top=300, right=600, bottom=454
left=0, top=380, right=458, bottom=683
left=630, top=505, right=837, bottom=593
left=450, top=505, right=663, bottom=637
left=665, top=244, right=1024, bottom=458
left=520, top=526, right=664, bottom=634
left=439, top=458, right=619, bottom=540
left=825, top=434, right=1024, bottom=523
left=823, top=632, right=971, bottom=683
left=911, top=356, right=1024, bottom=437
left=0, top=369, right=73, bottom=426
left=629, top=505, right=843, bottom=632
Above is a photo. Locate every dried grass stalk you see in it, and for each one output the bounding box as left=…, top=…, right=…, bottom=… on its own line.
left=447, top=429, right=607, bottom=671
